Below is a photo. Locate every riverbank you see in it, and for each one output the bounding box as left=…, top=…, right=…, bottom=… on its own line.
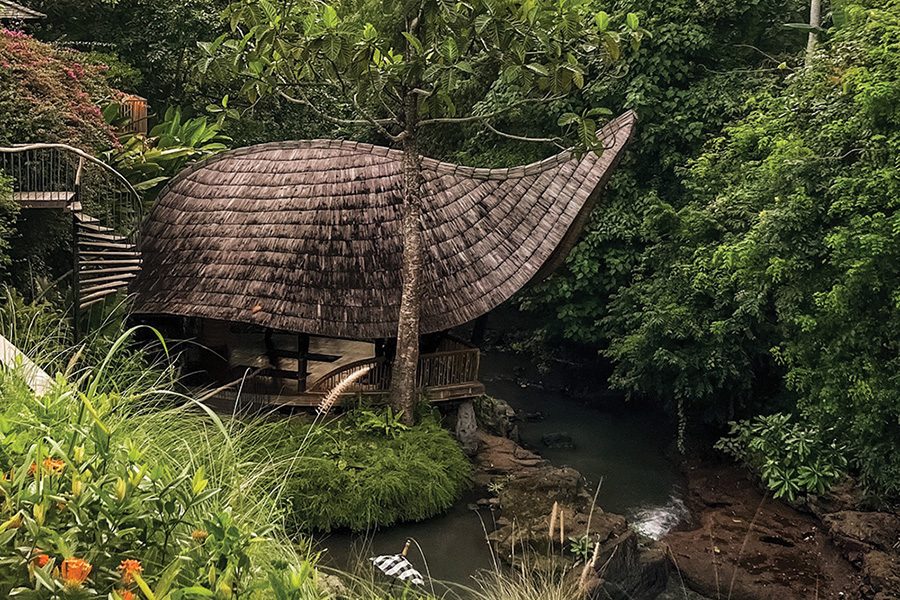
left=469, top=387, right=900, bottom=600
left=665, top=458, right=900, bottom=600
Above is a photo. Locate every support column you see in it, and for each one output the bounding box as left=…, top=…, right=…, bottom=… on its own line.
left=297, top=333, right=310, bottom=392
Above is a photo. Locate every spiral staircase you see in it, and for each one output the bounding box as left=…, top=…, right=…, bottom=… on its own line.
left=0, top=145, right=142, bottom=338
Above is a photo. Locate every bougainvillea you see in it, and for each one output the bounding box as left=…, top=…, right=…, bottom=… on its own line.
left=0, top=28, right=119, bottom=150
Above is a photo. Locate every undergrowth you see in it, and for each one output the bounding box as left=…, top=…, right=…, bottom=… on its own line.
left=283, top=408, right=472, bottom=532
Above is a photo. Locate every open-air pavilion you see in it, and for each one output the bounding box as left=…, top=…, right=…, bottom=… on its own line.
left=129, top=111, right=637, bottom=407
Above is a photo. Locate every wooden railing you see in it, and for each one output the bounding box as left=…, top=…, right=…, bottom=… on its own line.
left=307, top=348, right=480, bottom=395
left=121, top=95, right=149, bottom=135
left=308, top=356, right=390, bottom=393
left=416, top=348, right=480, bottom=388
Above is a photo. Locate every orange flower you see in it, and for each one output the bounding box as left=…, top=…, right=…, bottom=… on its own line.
left=118, top=559, right=142, bottom=584
left=43, top=458, right=65, bottom=475
left=191, top=529, right=209, bottom=543
left=29, top=458, right=66, bottom=476
left=115, top=589, right=135, bottom=600
left=60, top=557, right=92, bottom=588
left=33, top=553, right=50, bottom=568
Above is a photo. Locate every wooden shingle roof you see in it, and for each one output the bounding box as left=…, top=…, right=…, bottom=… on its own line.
left=0, top=0, right=44, bottom=19
left=130, top=111, right=636, bottom=339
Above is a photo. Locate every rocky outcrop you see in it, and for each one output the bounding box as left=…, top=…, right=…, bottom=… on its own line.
left=821, top=511, right=900, bottom=598
left=473, top=395, right=519, bottom=441
left=473, top=431, right=669, bottom=599
left=822, top=511, right=900, bottom=557
left=664, top=461, right=863, bottom=600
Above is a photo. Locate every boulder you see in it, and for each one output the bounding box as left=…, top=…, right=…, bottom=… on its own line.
left=454, top=400, right=480, bottom=456
left=822, top=511, right=900, bottom=555
left=474, top=395, right=520, bottom=441
left=542, top=431, right=576, bottom=449
left=476, top=433, right=667, bottom=599
left=472, top=431, right=547, bottom=486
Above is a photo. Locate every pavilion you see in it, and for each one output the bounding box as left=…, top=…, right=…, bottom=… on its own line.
left=129, top=111, right=637, bottom=406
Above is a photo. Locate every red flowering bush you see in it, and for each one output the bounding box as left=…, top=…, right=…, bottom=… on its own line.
left=0, top=28, right=119, bottom=150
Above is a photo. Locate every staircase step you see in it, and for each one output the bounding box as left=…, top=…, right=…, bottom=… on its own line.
left=78, top=240, right=135, bottom=250
left=13, top=191, right=75, bottom=209
left=79, top=259, right=142, bottom=267
left=79, top=264, right=141, bottom=275
left=79, top=287, right=121, bottom=307
left=78, top=230, right=129, bottom=243
left=80, top=279, right=130, bottom=297
left=77, top=221, right=116, bottom=233
left=80, top=272, right=137, bottom=286
left=79, top=250, right=141, bottom=258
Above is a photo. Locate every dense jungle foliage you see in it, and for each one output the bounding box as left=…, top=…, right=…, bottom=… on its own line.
left=530, top=0, right=900, bottom=499
left=1, top=0, right=899, bottom=503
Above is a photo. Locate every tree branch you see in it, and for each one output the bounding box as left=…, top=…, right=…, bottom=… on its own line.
left=417, top=94, right=564, bottom=127
left=277, top=90, right=401, bottom=141
left=484, top=122, right=566, bottom=149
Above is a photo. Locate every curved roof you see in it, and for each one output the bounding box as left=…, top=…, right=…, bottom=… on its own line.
left=130, top=111, right=636, bottom=339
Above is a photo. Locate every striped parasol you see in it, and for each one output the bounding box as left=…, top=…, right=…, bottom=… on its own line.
left=370, top=540, right=425, bottom=586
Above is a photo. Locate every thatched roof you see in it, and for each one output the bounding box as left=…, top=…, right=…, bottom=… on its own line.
left=130, top=111, right=636, bottom=339
left=0, top=0, right=44, bottom=19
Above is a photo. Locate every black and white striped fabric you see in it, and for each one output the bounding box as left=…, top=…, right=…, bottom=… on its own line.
left=370, top=554, right=425, bottom=586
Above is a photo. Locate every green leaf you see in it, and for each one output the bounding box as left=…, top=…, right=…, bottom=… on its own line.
left=626, top=13, right=639, bottom=30
left=322, top=5, right=339, bottom=28
left=594, top=11, right=610, bottom=32
left=442, top=37, right=459, bottom=61
left=557, top=112, right=580, bottom=126
left=401, top=32, right=424, bottom=55
left=525, top=63, right=549, bottom=77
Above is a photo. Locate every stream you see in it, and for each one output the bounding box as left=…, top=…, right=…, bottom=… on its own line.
left=319, top=349, right=686, bottom=586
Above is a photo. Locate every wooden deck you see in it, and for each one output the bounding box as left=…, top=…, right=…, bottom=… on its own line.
left=204, top=337, right=483, bottom=408
left=209, top=380, right=485, bottom=409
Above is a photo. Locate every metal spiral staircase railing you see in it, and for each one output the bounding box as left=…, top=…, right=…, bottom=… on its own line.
left=0, top=144, right=143, bottom=339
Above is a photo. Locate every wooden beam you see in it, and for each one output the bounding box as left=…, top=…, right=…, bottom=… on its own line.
left=0, top=334, right=53, bottom=396
left=297, top=333, right=310, bottom=392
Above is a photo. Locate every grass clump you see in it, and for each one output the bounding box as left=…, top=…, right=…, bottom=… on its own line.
left=284, top=407, right=471, bottom=532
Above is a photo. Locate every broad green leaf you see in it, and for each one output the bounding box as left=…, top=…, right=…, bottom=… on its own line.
left=626, top=13, right=639, bottom=30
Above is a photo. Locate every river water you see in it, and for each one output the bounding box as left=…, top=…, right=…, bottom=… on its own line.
left=319, top=349, right=686, bottom=586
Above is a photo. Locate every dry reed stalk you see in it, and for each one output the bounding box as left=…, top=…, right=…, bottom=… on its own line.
left=548, top=501, right=559, bottom=542
left=316, top=365, right=373, bottom=417
left=559, top=508, right=565, bottom=546
left=578, top=541, right=602, bottom=592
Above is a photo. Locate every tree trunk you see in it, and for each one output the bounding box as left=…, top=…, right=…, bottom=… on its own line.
left=805, top=0, right=822, bottom=66
left=390, top=94, right=425, bottom=425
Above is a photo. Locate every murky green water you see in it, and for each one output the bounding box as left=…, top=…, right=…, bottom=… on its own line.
left=319, top=350, right=685, bottom=586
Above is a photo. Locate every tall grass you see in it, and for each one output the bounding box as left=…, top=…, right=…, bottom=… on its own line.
left=0, top=294, right=602, bottom=599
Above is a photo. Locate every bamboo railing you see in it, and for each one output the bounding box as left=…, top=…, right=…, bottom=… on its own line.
left=307, top=347, right=480, bottom=395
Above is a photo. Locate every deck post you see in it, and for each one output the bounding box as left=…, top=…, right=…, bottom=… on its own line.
left=297, top=333, right=310, bottom=392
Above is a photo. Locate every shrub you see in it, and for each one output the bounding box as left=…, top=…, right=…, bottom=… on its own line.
left=285, top=408, right=471, bottom=532
left=715, top=413, right=848, bottom=501
left=0, top=28, right=119, bottom=149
